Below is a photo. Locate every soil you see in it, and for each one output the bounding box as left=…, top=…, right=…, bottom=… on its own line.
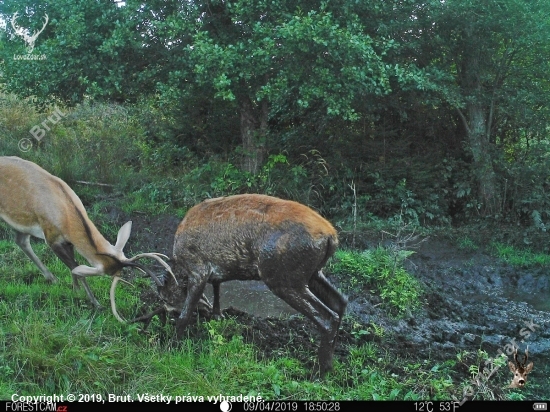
left=114, top=210, right=550, bottom=399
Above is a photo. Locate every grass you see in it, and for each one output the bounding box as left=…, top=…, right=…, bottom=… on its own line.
left=490, top=241, right=550, bottom=268
left=456, top=236, right=479, bottom=252
left=0, top=232, right=468, bottom=400
left=328, top=247, right=423, bottom=316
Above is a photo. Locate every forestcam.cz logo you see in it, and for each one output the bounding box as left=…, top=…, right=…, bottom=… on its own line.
left=10, top=12, right=48, bottom=60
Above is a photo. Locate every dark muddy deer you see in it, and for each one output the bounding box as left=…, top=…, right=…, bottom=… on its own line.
left=508, top=347, right=534, bottom=388
left=150, top=194, right=346, bottom=377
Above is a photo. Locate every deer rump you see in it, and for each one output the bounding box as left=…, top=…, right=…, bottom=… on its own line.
left=157, top=194, right=347, bottom=376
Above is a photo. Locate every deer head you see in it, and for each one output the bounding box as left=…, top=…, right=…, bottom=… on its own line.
left=0, top=156, right=171, bottom=318
left=11, top=12, right=49, bottom=54
left=508, top=347, right=534, bottom=388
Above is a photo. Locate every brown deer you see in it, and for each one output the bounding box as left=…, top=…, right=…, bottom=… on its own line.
left=0, top=156, right=170, bottom=315
left=508, top=347, right=534, bottom=388
left=118, top=194, right=347, bottom=377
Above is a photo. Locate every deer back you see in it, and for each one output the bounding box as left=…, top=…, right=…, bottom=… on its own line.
left=172, top=194, right=337, bottom=282
left=0, top=156, right=115, bottom=266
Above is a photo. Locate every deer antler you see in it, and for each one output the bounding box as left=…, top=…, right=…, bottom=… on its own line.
left=11, top=13, right=25, bottom=36
left=10, top=12, right=48, bottom=53
left=127, top=253, right=178, bottom=285
left=508, top=346, right=534, bottom=388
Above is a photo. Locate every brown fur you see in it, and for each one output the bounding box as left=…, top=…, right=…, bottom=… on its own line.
left=0, top=156, right=166, bottom=309
left=0, top=156, right=111, bottom=261
left=508, top=348, right=534, bottom=388
left=177, top=194, right=337, bottom=241
left=161, top=194, right=346, bottom=378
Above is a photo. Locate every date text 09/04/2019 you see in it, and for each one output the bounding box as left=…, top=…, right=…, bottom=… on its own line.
left=243, top=402, right=341, bottom=411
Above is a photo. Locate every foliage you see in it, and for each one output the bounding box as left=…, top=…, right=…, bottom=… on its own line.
left=455, top=349, right=510, bottom=401
left=329, top=247, right=423, bottom=316
left=1, top=0, right=550, bottom=230
left=490, top=242, right=550, bottom=268
left=0, top=0, right=164, bottom=105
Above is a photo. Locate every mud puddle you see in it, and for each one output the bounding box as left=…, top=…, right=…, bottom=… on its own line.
left=122, top=212, right=549, bottom=399
left=203, top=281, right=297, bottom=318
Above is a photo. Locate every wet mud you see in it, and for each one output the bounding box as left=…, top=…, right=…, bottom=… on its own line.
left=122, top=211, right=549, bottom=398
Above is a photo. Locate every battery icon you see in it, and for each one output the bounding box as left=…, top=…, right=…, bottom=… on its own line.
left=533, top=403, right=547, bottom=410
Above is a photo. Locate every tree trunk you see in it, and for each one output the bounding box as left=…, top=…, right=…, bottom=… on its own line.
left=240, top=96, right=268, bottom=175
left=458, top=30, right=499, bottom=216
left=465, top=103, right=498, bottom=215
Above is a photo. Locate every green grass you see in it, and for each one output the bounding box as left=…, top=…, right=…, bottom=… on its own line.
left=490, top=241, right=550, bottom=268
left=329, top=247, right=423, bottom=316
left=456, top=236, right=479, bottom=252
left=0, top=234, right=468, bottom=400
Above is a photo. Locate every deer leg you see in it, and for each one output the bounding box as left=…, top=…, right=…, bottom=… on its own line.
left=175, top=268, right=210, bottom=338
left=309, top=271, right=347, bottom=319
left=14, top=231, right=58, bottom=283
left=309, top=271, right=347, bottom=351
left=212, top=280, right=222, bottom=318
left=49, top=241, right=102, bottom=309
left=262, top=273, right=341, bottom=377
left=132, top=307, right=167, bottom=330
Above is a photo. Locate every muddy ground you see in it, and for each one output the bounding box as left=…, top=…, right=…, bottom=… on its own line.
left=118, top=210, right=550, bottom=399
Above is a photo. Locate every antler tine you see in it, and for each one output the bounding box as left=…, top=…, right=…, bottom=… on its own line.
left=130, top=252, right=170, bottom=260
left=123, top=261, right=163, bottom=286
left=118, top=276, right=135, bottom=288
left=110, top=276, right=126, bottom=323
left=33, top=14, right=48, bottom=37
left=11, top=12, right=23, bottom=34
left=199, top=295, right=213, bottom=311
left=127, top=253, right=178, bottom=285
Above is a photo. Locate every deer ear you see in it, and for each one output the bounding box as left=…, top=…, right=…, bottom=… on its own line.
left=508, top=361, right=516, bottom=372
left=525, top=362, right=534, bottom=373
left=115, top=221, right=132, bottom=252
left=72, top=265, right=103, bottom=276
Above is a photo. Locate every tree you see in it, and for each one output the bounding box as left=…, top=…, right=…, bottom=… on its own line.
left=418, top=0, right=550, bottom=214
left=174, top=0, right=400, bottom=173
left=0, top=0, right=170, bottom=104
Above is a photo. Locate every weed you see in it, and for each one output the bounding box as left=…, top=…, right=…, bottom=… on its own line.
left=455, top=349, right=509, bottom=401
left=329, top=247, right=423, bottom=316
left=457, top=236, right=478, bottom=252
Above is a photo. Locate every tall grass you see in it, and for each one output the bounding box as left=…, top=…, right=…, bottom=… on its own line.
left=0, top=95, right=142, bottom=190
left=329, top=247, right=423, bottom=316
left=0, top=93, right=319, bottom=215
left=490, top=242, right=550, bottom=268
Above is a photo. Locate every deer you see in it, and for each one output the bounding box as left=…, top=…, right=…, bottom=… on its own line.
left=113, top=194, right=347, bottom=377
left=508, top=347, right=534, bottom=388
left=0, top=156, right=171, bottom=316
left=11, top=12, right=49, bottom=54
